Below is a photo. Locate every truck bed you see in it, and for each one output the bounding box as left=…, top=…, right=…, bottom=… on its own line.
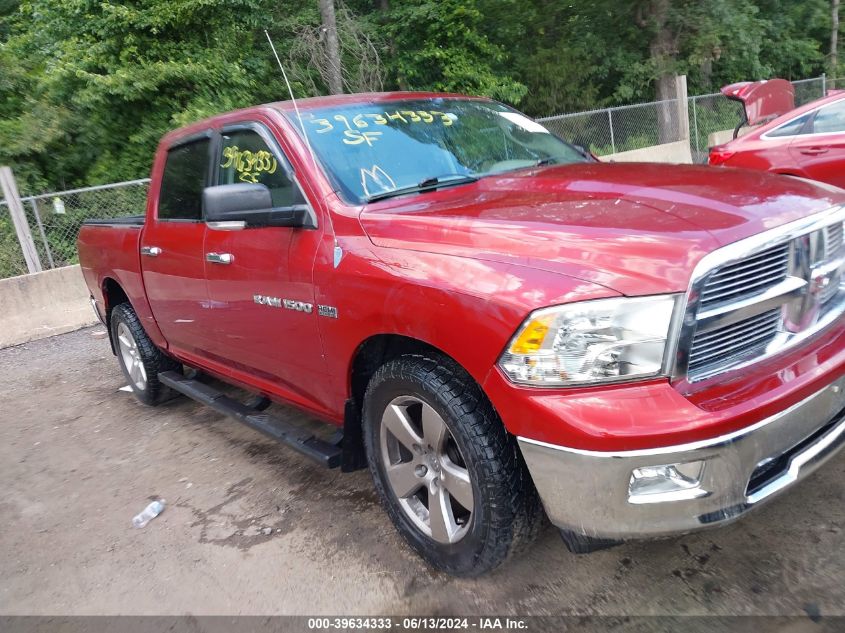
left=77, top=220, right=147, bottom=329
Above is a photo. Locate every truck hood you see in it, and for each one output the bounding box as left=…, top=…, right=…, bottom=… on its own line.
left=360, top=162, right=845, bottom=296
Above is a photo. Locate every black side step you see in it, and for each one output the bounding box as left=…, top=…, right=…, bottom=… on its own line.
left=159, top=370, right=342, bottom=469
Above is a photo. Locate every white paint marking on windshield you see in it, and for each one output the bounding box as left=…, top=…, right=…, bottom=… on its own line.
left=497, top=111, right=550, bottom=134
left=360, top=165, right=396, bottom=198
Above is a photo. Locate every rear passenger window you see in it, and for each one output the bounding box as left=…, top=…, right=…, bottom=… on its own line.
left=811, top=100, right=845, bottom=134
left=218, top=128, right=297, bottom=207
left=158, top=139, right=210, bottom=220
left=767, top=113, right=812, bottom=138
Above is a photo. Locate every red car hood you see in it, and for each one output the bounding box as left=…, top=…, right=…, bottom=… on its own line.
left=360, top=163, right=845, bottom=296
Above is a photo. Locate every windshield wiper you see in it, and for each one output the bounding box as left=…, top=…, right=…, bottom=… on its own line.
left=365, top=174, right=478, bottom=203
left=536, top=147, right=595, bottom=166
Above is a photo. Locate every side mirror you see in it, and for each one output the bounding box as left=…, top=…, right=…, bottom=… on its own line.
left=203, top=183, right=310, bottom=228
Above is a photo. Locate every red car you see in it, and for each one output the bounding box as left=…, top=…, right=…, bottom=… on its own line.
left=710, top=80, right=845, bottom=188
left=78, top=92, right=845, bottom=575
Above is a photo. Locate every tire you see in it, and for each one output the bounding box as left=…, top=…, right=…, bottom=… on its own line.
left=110, top=302, right=179, bottom=406
left=363, top=353, right=544, bottom=576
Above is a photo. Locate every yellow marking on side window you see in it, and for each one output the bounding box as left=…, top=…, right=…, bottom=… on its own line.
left=221, top=146, right=279, bottom=183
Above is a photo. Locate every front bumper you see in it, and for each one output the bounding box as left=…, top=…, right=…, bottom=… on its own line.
left=518, top=373, right=845, bottom=540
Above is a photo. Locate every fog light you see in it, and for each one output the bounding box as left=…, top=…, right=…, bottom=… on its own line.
left=628, top=461, right=708, bottom=504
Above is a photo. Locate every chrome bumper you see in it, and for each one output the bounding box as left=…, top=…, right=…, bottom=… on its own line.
left=518, top=374, right=845, bottom=540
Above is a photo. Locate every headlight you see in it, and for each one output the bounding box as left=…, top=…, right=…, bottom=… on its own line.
left=498, top=295, right=680, bottom=386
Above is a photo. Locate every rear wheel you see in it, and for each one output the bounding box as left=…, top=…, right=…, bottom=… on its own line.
left=363, top=353, right=543, bottom=576
left=111, top=303, right=178, bottom=406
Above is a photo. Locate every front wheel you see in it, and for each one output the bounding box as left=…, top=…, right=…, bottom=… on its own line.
left=363, top=354, right=543, bottom=576
left=111, top=302, right=178, bottom=406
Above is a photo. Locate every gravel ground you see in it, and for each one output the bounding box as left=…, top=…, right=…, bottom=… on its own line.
left=1, top=327, right=844, bottom=617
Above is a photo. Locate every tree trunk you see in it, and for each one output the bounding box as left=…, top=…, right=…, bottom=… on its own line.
left=319, top=0, right=344, bottom=94
left=832, top=0, right=840, bottom=82
left=636, top=0, right=678, bottom=142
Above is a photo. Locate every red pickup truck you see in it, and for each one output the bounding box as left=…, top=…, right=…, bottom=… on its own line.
left=78, top=92, right=845, bottom=576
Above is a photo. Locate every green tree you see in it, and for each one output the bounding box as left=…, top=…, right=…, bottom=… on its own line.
left=755, top=0, right=831, bottom=80
left=0, top=0, right=294, bottom=191
left=380, top=0, right=526, bottom=103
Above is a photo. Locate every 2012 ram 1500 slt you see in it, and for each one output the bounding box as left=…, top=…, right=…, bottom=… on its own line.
left=78, top=92, right=845, bottom=576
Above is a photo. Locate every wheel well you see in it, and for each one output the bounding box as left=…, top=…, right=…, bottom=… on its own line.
left=102, top=278, right=129, bottom=354
left=341, top=334, right=461, bottom=472
left=103, top=278, right=129, bottom=318
left=350, top=335, right=447, bottom=408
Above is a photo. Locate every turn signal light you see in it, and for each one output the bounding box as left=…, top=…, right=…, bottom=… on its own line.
left=509, top=315, right=553, bottom=354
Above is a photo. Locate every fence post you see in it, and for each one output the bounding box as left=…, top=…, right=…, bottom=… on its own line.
left=691, top=96, right=700, bottom=159
left=675, top=75, right=690, bottom=141
left=30, top=199, right=55, bottom=269
left=0, top=166, right=42, bottom=274
left=608, top=109, right=616, bottom=154
left=822, top=73, right=827, bottom=96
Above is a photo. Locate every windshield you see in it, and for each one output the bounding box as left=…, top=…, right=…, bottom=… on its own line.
left=285, top=98, right=588, bottom=203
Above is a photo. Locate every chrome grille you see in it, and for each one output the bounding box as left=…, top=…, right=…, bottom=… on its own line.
left=680, top=209, right=845, bottom=383
left=688, top=309, right=781, bottom=377
left=698, top=243, right=790, bottom=311
left=827, top=222, right=844, bottom=255
left=821, top=222, right=844, bottom=305
left=820, top=277, right=843, bottom=305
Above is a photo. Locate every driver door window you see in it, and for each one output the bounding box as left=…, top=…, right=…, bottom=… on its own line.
left=218, top=129, right=296, bottom=207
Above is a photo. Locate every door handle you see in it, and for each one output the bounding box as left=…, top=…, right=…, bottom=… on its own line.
left=140, top=246, right=162, bottom=257
left=206, top=252, right=234, bottom=265
left=800, top=147, right=829, bottom=155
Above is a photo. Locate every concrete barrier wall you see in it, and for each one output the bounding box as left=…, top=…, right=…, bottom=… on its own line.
left=603, top=140, right=693, bottom=164
left=708, top=129, right=736, bottom=148
left=708, top=126, right=755, bottom=149
left=0, top=265, right=99, bottom=348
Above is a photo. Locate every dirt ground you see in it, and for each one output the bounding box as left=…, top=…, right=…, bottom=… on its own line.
left=1, top=326, right=844, bottom=617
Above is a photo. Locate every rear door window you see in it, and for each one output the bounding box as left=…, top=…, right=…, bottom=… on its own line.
left=811, top=100, right=845, bottom=135
left=218, top=128, right=297, bottom=207
left=767, top=113, right=812, bottom=138
left=158, top=138, right=211, bottom=220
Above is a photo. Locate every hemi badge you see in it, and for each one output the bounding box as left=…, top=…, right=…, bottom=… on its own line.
left=318, top=305, right=338, bottom=319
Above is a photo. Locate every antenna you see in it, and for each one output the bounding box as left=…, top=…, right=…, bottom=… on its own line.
left=264, top=30, right=321, bottom=176
left=264, top=29, right=341, bottom=259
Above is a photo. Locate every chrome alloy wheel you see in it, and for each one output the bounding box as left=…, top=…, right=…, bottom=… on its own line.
left=380, top=396, right=475, bottom=544
left=117, top=322, right=147, bottom=390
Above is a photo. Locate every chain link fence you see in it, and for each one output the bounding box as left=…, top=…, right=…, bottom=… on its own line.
left=540, top=99, right=685, bottom=157
left=540, top=75, right=828, bottom=163
left=686, top=94, right=745, bottom=163
left=0, top=207, right=26, bottom=279
left=0, top=179, right=150, bottom=279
